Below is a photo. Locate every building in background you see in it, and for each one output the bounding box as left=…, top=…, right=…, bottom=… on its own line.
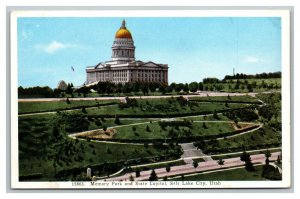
left=86, top=20, right=168, bottom=85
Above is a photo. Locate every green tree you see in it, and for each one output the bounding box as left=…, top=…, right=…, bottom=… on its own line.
left=129, top=175, right=134, bottom=181
left=66, top=97, right=71, bottom=104
left=174, top=83, right=184, bottom=92
left=114, top=115, right=121, bottom=125
left=264, top=150, right=271, bottom=165
left=217, top=158, right=225, bottom=165
left=225, top=101, right=229, bottom=107
left=66, top=83, right=73, bottom=95
left=213, top=110, right=219, bottom=119
left=166, top=164, right=171, bottom=172
left=159, top=83, right=167, bottom=95
left=183, top=83, right=189, bottom=92
left=188, top=82, right=198, bottom=92
left=146, top=125, right=151, bottom=132
left=198, top=82, right=203, bottom=91
left=103, top=125, right=107, bottom=131
left=141, top=84, right=149, bottom=95
left=193, top=160, right=198, bottom=169
left=82, top=107, right=87, bottom=114
left=136, top=169, right=141, bottom=177
left=277, top=155, right=281, bottom=164
left=149, top=169, right=158, bottom=181
left=240, top=151, right=255, bottom=171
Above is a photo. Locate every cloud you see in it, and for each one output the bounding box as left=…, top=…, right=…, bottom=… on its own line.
left=35, top=40, right=77, bottom=54
left=21, top=30, right=32, bottom=40
left=244, top=56, right=260, bottom=63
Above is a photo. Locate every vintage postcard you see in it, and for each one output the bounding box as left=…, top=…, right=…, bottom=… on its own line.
left=10, top=9, right=291, bottom=189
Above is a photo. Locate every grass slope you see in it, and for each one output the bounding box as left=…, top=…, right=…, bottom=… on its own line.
left=19, top=99, right=119, bottom=114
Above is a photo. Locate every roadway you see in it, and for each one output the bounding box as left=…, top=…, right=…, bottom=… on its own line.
left=103, top=152, right=281, bottom=181
left=18, top=91, right=270, bottom=102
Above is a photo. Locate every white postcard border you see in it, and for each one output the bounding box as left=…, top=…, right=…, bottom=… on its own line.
left=10, top=9, right=291, bottom=189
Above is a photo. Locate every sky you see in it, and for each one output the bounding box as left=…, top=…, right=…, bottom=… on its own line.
left=17, top=17, right=281, bottom=88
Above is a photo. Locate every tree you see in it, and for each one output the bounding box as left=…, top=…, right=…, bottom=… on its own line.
left=188, top=82, right=198, bottom=92
left=106, top=147, right=112, bottom=154
left=103, top=125, right=107, bottom=131
left=132, top=126, right=136, bottom=132
left=95, top=118, right=102, bottom=126
left=66, top=83, right=73, bottom=95
left=198, top=82, right=204, bottom=91
left=82, top=107, right=87, bottom=114
left=66, top=97, right=71, bottom=104
left=174, top=83, right=184, bottom=92
left=114, top=115, right=121, bottom=125
left=193, top=160, right=198, bottom=169
left=146, top=125, right=151, bottom=132
left=149, top=169, right=158, bottom=181
left=166, top=164, right=171, bottom=172
left=225, top=101, right=229, bottom=107
left=122, top=83, right=133, bottom=94
left=202, top=122, right=207, bottom=129
left=141, top=83, right=149, bottom=95
left=240, top=151, right=255, bottom=171
left=77, top=86, right=90, bottom=97
left=129, top=175, right=134, bottom=181
left=183, top=83, right=189, bottom=92
left=213, top=110, right=219, bottom=119
left=136, top=169, right=140, bottom=177
left=217, top=158, right=225, bottom=165
left=264, top=150, right=271, bottom=166
left=132, top=82, right=141, bottom=93
left=159, top=83, right=167, bottom=95
left=52, top=126, right=61, bottom=140
left=277, top=155, right=281, bottom=164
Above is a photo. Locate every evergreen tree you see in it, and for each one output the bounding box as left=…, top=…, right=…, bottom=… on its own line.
left=193, top=160, right=199, bottom=169
left=149, top=169, right=158, bottom=181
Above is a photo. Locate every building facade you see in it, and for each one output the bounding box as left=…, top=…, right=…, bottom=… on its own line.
left=86, top=20, right=168, bottom=85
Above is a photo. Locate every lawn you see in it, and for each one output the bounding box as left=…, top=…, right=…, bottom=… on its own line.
left=202, top=125, right=282, bottom=154
left=83, top=101, right=248, bottom=117
left=172, top=165, right=267, bottom=181
left=18, top=99, right=119, bottom=114
left=19, top=137, right=181, bottom=181
left=112, top=121, right=235, bottom=140
left=188, top=95, right=260, bottom=103
left=187, top=114, right=231, bottom=121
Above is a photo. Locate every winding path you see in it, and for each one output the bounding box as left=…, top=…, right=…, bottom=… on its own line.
left=102, top=152, right=281, bottom=181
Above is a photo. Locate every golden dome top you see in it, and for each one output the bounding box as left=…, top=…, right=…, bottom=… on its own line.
left=115, top=20, right=132, bottom=39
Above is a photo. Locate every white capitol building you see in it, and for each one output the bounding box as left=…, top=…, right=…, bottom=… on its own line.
left=86, top=20, right=169, bottom=85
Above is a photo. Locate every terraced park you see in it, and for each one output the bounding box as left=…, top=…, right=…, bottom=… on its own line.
left=18, top=92, right=282, bottom=181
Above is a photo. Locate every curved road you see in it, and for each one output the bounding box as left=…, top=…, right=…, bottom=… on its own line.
left=103, top=152, right=281, bottom=181
left=18, top=91, right=272, bottom=102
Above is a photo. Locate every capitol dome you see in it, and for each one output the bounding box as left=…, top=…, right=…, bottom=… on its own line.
left=115, top=20, right=132, bottom=39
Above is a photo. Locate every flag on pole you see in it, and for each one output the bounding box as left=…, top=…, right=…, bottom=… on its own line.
left=71, top=66, right=75, bottom=72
